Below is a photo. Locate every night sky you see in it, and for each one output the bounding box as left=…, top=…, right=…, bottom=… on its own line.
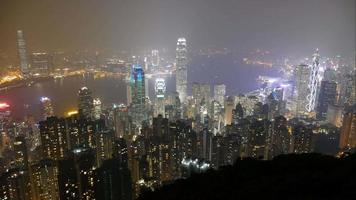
left=0, top=0, right=355, bottom=57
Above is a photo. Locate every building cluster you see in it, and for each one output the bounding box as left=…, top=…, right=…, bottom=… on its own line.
left=0, top=37, right=355, bottom=200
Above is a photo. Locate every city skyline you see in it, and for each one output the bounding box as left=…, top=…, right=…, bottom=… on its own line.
left=0, top=1, right=355, bottom=200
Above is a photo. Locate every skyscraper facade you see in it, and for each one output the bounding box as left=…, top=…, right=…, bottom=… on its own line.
left=17, top=30, right=29, bottom=77
left=295, top=64, right=310, bottom=117
left=316, top=80, right=337, bottom=120
left=214, top=84, right=226, bottom=107
left=40, top=96, right=54, bottom=120
left=175, top=38, right=188, bottom=102
left=78, top=87, right=94, bottom=119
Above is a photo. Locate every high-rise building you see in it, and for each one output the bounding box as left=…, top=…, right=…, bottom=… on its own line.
left=175, top=38, right=188, bottom=102
left=151, top=50, right=160, bottom=69
left=292, top=123, right=313, bottom=154
left=17, top=30, right=29, bottom=78
left=93, top=98, right=102, bottom=120
left=130, top=64, right=146, bottom=106
left=224, top=96, right=234, bottom=125
left=192, top=82, right=211, bottom=106
left=129, top=64, right=148, bottom=128
left=154, top=78, right=166, bottom=117
left=316, top=80, right=337, bottom=120
left=339, top=108, right=356, bottom=149
left=40, top=97, right=54, bottom=120
left=31, top=52, right=53, bottom=75
left=58, top=148, right=96, bottom=200
left=78, top=87, right=94, bottom=119
left=214, top=84, right=226, bottom=107
left=13, top=136, right=29, bottom=169
left=31, top=159, right=59, bottom=200
left=39, top=116, right=68, bottom=160
left=295, top=64, right=310, bottom=117
left=306, top=49, right=321, bottom=112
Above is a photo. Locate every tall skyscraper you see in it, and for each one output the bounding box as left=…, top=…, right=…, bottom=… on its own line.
left=78, top=87, right=94, bottom=119
left=295, top=64, right=310, bottom=117
left=214, top=84, right=226, bottom=107
left=17, top=30, right=29, bottom=77
left=316, top=80, right=337, bottom=120
left=40, top=96, right=54, bottom=120
left=339, top=108, right=356, bottom=149
left=154, top=78, right=166, bottom=117
left=93, top=98, right=102, bottom=120
left=175, top=38, right=188, bottom=102
left=192, top=82, right=211, bottom=106
left=130, top=64, right=146, bottom=106
left=129, top=64, right=148, bottom=128
left=39, top=116, right=68, bottom=160
left=306, top=49, right=321, bottom=112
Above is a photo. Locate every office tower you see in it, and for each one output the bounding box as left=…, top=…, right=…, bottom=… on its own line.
left=164, top=92, right=182, bottom=121
left=192, top=83, right=211, bottom=105
left=113, top=104, right=130, bottom=138
left=316, top=80, right=337, bottom=120
left=78, top=87, right=94, bottom=119
left=31, top=159, right=59, bottom=200
left=214, top=84, right=226, bottom=107
left=94, top=130, right=114, bottom=167
left=176, top=38, right=188, bottom=102
left=197, top=129, right=213, bottom=161
left=40, top=96, right=54, bottom=120
left=339, top=108, right=356, bottom=149
left=31, top=52, right=52, bottom=75
left=13, top=136, right=29, bottom=170
left=151, top=49, right=160, bottom=68
left=224, top=96, right=234, bottom=125
left=129, top=64, right=148, bottom=128
left=292, top=123, right=313, bottom=153
left=295, top=64, right=310, bottom=117
left=17, top=30, right=29, bottom=77
left=232, top=103, right=244, bottom=125
left=268, top=116, right=291, bottom=158
left=39, top=116, right=68, bottom=160
left=210, top=100, right=224, bottom=135
left=93, top=98, right=102, bottom=120
left=306, top=49, right=321, bottom=112
left=154, top=78, right=166, bottom=117
left=58, top=148, right=96, bottom=200
left=130, top=64, right=146, bottom=106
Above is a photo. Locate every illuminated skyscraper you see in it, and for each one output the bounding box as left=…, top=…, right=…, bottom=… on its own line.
left=39, top=116, right=68, bottom=160
left=151, top=50, right=160, bottom=68
left=93, top=98, right=102, bottom=120
left=17, top=30, right=29, bottom=77
left=78, top=87, right=94, bottom=119
left=175, top=38, right=188, bottom=102
left=306, top=49, right=320, bottom=112
left=154, top=78, right=166, bottom=117
left=295, top=64, right=310, bottom=117
left=130, top=64, right=146, bottom=106
left=214, top=84, right=226, bottom=107
left=129, top=64, right=148, bottom=128
left=40, top=97, right=54, bottom=120
left=192, top=82, right=211, bottom=106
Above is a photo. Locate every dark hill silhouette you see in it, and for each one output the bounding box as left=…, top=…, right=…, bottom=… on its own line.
left=139, top=154, right=356, bottom=200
